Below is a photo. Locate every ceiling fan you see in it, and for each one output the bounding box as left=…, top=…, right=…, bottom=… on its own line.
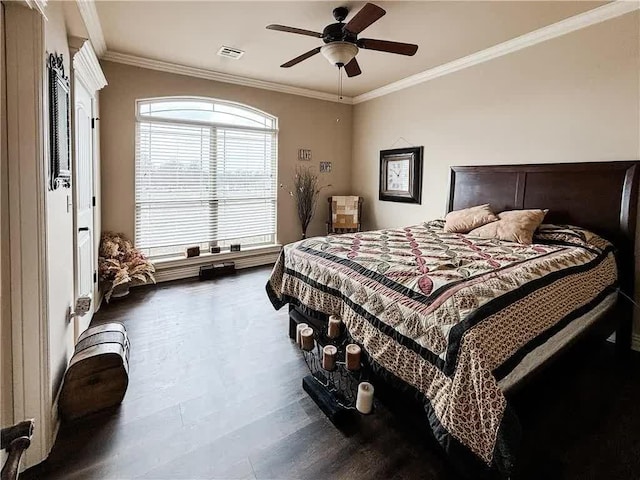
left=266, top=3, right=418, bottom=78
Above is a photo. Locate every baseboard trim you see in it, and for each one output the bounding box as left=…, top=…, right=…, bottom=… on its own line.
left=154, top=247, right=280, bottom=283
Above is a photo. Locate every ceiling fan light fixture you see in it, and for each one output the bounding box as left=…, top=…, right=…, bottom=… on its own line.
left=320, top=42, right=359, bottom=67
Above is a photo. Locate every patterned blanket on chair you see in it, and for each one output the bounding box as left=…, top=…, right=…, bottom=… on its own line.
left=266, top=220, right=617, bottom=476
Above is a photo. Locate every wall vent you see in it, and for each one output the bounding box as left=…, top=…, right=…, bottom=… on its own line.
left=217, top=46, right=245, bottom=60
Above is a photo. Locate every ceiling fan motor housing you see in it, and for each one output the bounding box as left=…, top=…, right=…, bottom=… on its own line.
left=322, top=23, right=357, bottom=44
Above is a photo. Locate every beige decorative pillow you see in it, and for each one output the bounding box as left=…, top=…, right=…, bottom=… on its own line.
left=444, top=204, right=499, bottom=233
left=469, top=209, right=549, bottom=244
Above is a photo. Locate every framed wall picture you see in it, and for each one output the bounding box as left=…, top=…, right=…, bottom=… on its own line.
left=48, top=53, right=71, bottom=190
left=379, top=146, right=423, bottom=204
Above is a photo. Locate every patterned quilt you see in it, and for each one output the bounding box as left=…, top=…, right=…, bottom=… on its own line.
left=266, top=220, right=617, bottom=476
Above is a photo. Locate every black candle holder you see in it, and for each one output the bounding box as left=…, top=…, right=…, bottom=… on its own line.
left=298, top=323, right=371, bottom=425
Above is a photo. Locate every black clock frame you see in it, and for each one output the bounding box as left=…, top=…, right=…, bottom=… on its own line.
left=378, top=146, right=423, bottom=204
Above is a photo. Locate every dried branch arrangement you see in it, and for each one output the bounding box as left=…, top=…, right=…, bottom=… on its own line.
left=99, top=232, right=155, bottom=301
left=286, top=165, right=331, bottom=239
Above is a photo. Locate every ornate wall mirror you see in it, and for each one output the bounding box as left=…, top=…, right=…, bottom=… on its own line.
left=48, top=53, right=71, bottom=189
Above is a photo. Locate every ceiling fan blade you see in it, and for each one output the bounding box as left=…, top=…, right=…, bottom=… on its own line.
left=280, top=47, right=322, bottom=68
left=266, top=24, right=323, bottom=38
left=344, top=58, right=362, bottom=77
left=344, top=3, right=386, bottom=35
left=358, top=38, right=418, bottom=56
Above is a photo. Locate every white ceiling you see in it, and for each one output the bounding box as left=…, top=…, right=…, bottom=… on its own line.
left=95, top=1, right=606, bottom=97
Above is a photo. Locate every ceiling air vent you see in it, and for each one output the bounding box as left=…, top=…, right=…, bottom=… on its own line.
left=217, top=46, right=245, bottom=60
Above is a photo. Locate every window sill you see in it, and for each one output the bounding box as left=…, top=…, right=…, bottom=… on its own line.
left=152, top=244, right=282, bottom=283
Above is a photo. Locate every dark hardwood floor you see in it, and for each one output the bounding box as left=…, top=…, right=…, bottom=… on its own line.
left=25, top=266, right=640, bottom=479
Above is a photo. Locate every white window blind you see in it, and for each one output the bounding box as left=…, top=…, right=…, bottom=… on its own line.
left=135, top=98, right=278, bottom=257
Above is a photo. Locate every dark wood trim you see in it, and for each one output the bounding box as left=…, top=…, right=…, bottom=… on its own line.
left=514, top=172, right=526, bottom=208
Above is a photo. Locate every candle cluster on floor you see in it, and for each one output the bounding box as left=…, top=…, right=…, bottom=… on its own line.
left=296, top=314, right=374, bottom=416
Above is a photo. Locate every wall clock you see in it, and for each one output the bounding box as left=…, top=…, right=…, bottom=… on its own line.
left=379, top=146, right=423, bottom=204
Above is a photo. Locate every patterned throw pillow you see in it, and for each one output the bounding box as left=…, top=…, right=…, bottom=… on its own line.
left=534, top=224, right=611, bottom=252
left=443, top=204, right=499, bottom=233
left=469, top=209, right=548, bottom=244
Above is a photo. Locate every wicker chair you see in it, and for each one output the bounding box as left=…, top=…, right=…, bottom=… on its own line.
left=326, top=196, right=363, bottom=234
left=1, top=420, right=34, bottom=480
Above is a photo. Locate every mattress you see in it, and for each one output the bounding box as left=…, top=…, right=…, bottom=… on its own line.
left=266, top=221, right=618, bottom=476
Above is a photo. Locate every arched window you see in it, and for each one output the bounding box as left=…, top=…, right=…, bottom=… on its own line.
left=135, top=97, right=278, bottom=257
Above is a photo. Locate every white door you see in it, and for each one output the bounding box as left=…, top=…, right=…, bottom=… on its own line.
left=74, top=77, right=95, bottom=338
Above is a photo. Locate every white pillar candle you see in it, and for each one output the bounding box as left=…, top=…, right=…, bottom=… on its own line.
left=300, top=327, right=315, bottom=351
left=295, top=323, right=308, bottom=346
left=322, top=345, right=337, bottom=371
left=327, top=315, right=342, bottom=339
left=345, top=344, right=361, bottom=371
left=356, top=382, right=374, bottom=414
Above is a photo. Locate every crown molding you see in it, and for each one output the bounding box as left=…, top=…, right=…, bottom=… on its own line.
left=69, top=36, right=107, bottom=92
left=101, top=51, right=353, bottom=104
left=24, top=0, right=48, bottom=18
left=91, top=0, right=636, bottom=106
left=75, top=0, right=106, bottom=57
left=353, top=0, right=640, bottom=104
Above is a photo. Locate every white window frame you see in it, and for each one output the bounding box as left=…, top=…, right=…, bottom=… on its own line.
left=134, top=96, right=279, bottom=259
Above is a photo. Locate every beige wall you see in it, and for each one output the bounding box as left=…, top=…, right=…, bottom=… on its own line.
left=0, top=0, right=12, bottom=428
left=44, top=1, right=76, bottom=399
left=99, top=61, right=352, bottom=246
left=352, top=12, right=640, bottom=330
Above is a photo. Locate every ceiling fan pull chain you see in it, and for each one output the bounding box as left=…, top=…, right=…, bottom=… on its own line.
left=338, top=66, right=343, bottom=100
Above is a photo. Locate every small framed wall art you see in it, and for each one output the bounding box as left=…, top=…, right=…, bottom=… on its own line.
left=379, top=146, right=423, bottom=204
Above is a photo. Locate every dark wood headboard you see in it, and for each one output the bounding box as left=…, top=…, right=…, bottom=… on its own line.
left=448, top=161, right=638, bottom=253
left=448, top=160, right=638, bottom=322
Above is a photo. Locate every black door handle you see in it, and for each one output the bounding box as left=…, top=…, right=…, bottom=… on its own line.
left=78, top=227, right=90, bottom=232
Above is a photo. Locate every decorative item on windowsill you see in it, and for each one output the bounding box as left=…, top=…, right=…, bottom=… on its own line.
left=281, top=165, right=331, bottom=240
left=230, top=243, right=241, bottom=252
left=185, top=246, right=201, bottom=258
left=98, top=232, right=155, bottom=302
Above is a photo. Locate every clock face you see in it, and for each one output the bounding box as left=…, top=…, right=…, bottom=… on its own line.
left=386, top=158, right=410, bottom=192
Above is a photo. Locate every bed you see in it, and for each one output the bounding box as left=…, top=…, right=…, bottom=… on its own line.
left=266, top=161, right=638, bottom=478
